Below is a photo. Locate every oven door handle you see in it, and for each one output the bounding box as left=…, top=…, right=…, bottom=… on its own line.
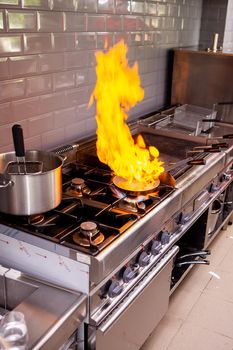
left=98, top=245, right=179, bottom=334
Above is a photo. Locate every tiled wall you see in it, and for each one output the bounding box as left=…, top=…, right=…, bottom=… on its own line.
left=0, top=0, right=202, bottom=153
left=199, top=0, right=227, bottom=49
left=223, top=0, right=233, bottom=51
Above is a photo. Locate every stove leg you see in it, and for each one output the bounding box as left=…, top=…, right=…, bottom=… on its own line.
left=85, top=324, right=96, bottom=350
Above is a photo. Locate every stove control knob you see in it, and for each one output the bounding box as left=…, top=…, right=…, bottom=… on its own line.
left=178, top=212, right=190, bottom=225
left=209, top=183, right=220, bottom=193
left=161, top=231, right=170, bottom=245
left=138, top=251, right=150, bottom=267
left=151, top=240, right=162, bottom=255
left=123, top=266, right=136, bottom=283
left=221, top=173, right=231, bottom=182
left=108, top=281, right=123, bottom=298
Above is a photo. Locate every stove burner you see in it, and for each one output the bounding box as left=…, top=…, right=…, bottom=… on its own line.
left=28, top=214, right=45, bottom=225
left=80, top=221, right=98, bottom=237
left=73, top=221, right=105, bottom=247
left=68, top=177, right=91, bottom=197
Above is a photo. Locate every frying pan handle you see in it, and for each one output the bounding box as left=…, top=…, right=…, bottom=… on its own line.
left=12, top=124, right=25, bottom=158
left=223, top=134, right=233, bottom=139
left=212, top=143, right=228, bottom=148
left=188, top=159, right=206, bottom=165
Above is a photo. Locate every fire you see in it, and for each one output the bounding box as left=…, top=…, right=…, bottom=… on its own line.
left=89, top=40, right=164, bottom=186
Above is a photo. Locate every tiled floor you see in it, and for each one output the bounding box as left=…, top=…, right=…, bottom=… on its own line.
left=141, top=223, right=233, bottom=350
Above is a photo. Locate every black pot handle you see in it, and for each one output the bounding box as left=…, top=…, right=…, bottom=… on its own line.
left=12, top=124, right=25, bottom=158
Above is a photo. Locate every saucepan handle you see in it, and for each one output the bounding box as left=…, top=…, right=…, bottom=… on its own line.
left=0, top=174, right=13, bottom=188
left=12, top=124, right=25, bottom=158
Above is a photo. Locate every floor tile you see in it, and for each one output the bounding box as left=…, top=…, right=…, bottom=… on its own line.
left=167, top=287, right=201, bottom=320
left=167, top=323, right=233, bottom=350
left=141, top=314, right=183, bottom=350
left=185, top=291, right=233, bottom=339
left=205, top=269, right=233, bottom=303
left=207, top=227, right=233, bottom=269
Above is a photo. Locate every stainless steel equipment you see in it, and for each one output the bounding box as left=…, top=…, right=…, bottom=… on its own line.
left=171, top=48, right=233, bottom=109
left=0, top=264, right=87, bottom=349
left=0, top=150, right=63, bottom=216
left=0, top=115, right=232, bottom=350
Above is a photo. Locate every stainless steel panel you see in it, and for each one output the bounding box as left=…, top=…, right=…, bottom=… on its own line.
left=0, top=266, right=87, bottom=350
left=94, top=247, right=178, bottom=350
left=172, top=49, right=233, bottom=109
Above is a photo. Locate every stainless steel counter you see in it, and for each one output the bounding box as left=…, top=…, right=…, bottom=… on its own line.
left=0, top=265, right=87, bottom=350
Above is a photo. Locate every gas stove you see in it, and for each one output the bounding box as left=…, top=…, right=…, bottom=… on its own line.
left=0, top=122, right=232, bottom=350
left=0, top=153, right=176, bottom=258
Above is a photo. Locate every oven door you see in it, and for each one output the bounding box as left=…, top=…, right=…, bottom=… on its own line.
left=86, top=246, right=179, bottom=350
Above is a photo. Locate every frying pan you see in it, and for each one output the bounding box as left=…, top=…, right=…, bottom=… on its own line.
left=112, top=156, right=206, bottom=195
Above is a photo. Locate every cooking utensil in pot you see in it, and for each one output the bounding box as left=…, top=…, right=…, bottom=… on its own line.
left=6, top=125, right=43, bottom=175
left=0, top=149, right=64, bottom=216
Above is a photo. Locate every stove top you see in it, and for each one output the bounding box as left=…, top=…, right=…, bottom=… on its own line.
left=0, top=160, right=176, bottom=256
left=0, top=130, right=206, bottom=256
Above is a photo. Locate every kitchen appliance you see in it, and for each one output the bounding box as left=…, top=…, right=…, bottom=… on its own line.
left=0, top=119, right=232, bottom=350
left=0, top=264, right=86, bottom=349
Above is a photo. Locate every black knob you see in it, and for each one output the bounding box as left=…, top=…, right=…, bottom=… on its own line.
left=122, top=266, right=136, bottom=283
left=209, top=183, right=220, bottom=193
left=138, top=251, right=150, bottom=267
left=151, top=240, right=162, bottom=255
left=221, top=173, right=231, bottom=182
left=177, top=212, right=190, bottom=225
left=108, top=281, right=123, bottom=298
left=161, top=231, right=170, bottom=245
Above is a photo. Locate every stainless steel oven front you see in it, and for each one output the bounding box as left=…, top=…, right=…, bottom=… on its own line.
left=86, top=246, right=179, bottom=350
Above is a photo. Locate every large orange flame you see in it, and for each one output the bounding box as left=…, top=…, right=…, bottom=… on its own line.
left=89, top=40, right=164, bottom=186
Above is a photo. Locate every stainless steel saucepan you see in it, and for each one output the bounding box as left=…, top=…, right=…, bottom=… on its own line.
left=0, top=125, right=64, bottom=216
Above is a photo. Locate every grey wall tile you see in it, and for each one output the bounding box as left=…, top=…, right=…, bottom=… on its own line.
left=52, top=0, right=77, bottom=11
left=38, top=11, right=64, bottom=32
left=25, top=33, right=52, bottom=53
left=53, top=70, right=76, bottom=91
left=28, top=112, right=53, bottom=137
left=0, top=57, right=9, bottom=78
left=106, top=15, right=122, bottom=31
left=7, top=10, right=37, bottom=31
left=12, top=96, right=40, bottom=121
left=39, top=53, right=64, bottom=72
left=0, top=102, right=12, bottom=126
left=41, top=127, right=65, bottom=150
left=0, top=35, right=22, bottom=55
left=76, top=33, right=96, bottom=49
left=22, top=0, right=49, bottom=9
left=96, top=33, right=113, bottom=48
left=54, top=107, right=76, bottom=128
left=0, top=0, right=204, bottom=151
left=53, top=33, right=75, bottom=51
left=77, top=0, right=97, bottom=13
left=115, top=0, right=130, bottom=14
left=65, top=13, right=86, bottom=32
left=0, top=78, right=25, bottom=102
left=97, top=0, right=114, bottom=14
left=87, top=15, right=105, bottom=32
left=9, top=55, right=38, bottom=77
left=64, top=51, right=88, bottom=69
left=39, top=91, right=65, bottom=114
left=0, top=0, right=19, bottom=6
left=24, top=134, right=42, bottom=150
left=26, top=74, right=52, bottom=96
